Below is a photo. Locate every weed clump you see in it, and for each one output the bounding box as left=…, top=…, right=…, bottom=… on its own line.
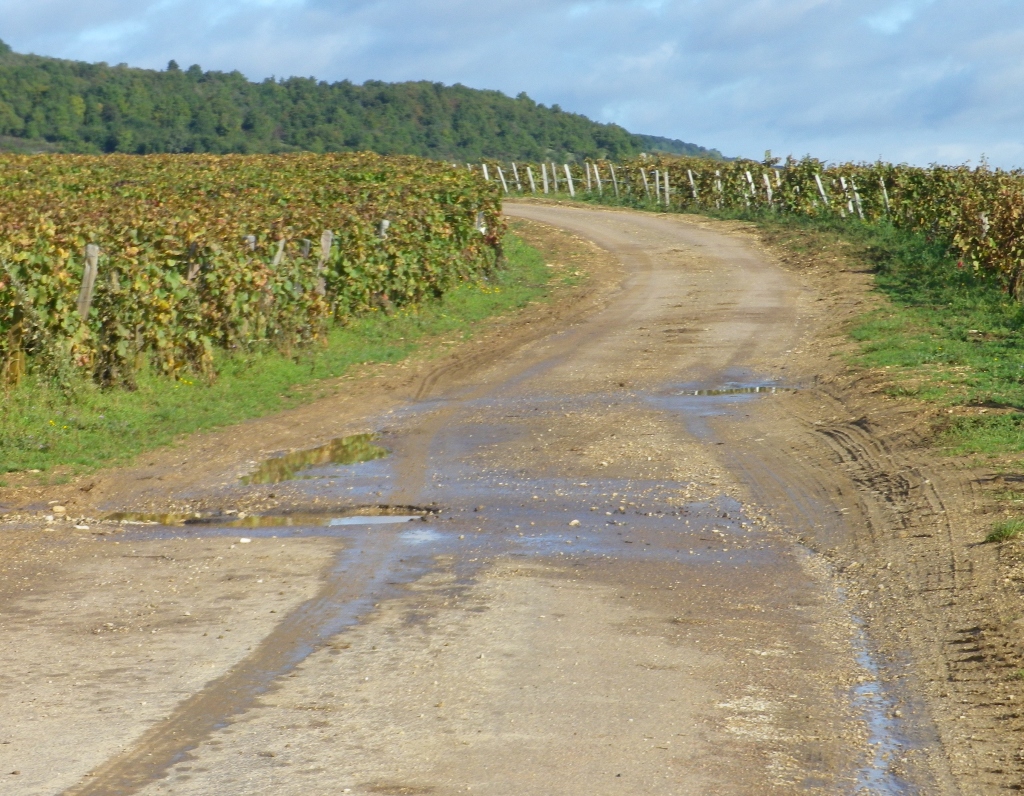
left=985, top=519, right=1024, bottom=543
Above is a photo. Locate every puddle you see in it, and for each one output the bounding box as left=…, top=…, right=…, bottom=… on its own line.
left=648, top=378, right=795, bottom=440
left=849, top=619, right=918, bottom=794
left=242, top=434, right=388, bottom=485
left=329, top=515, right=423, bottom=526
left=105, top=509, right=428, bottom=529
left=400, top=527, right=443, bottom=545
left=105, top=512, right=198, bottom=526
left=678, top=384, right=795, bottom=397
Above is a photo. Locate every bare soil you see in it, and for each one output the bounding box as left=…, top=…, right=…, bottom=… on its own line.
left=0, top=202, right=1019, bottom=794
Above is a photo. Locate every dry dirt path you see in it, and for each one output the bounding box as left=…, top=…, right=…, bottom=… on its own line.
left=0, top=204, right=960, bottom=794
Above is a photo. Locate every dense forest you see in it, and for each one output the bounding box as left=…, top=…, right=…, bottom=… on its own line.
left=0, top=40, right=722, bottom=161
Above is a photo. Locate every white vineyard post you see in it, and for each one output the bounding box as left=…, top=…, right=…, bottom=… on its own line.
left=585, top=162, right=592, bottom=192
left=527, top=166, right=537, bottom=194
left=497, top=167, right=509, bottom=194
left=563, top=164, right=575, bottom=197
left=641, top=168, right=651, bottom=201
left=814, top=174, right=829, bottom=206
left=879, top=178, right=891, bottom=215
left=511, top=162, right=523, bottom=192
left=850, top=179, right=865, bottom=219
left=482, top=163, right=490, bottom=181
left=841, top=177, right=855, bottom=215
left=610, top=164, right=620, bottom=198
left=663, top=169, right=670, bottom=207
left=762, top=173, right=773, bottom=205
left=687, top=169, right=698, bottom=201
left=594, top=163, right=603, bottom=195
left=551, top=162, right=559, bottom=192
left=77, top=243, right=100, bottom=320
left=542, top=163, right=550, bottom=194
left=654, top=170, right=661, bottom=205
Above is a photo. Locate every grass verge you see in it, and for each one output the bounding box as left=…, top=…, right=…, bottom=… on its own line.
left=1, top=229, right=567, bottom=474
left=791, top=218, right=1024, bottom=457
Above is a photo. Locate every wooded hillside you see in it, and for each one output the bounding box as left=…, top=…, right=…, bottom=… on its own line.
left=0, top=41, right=722, bottom=161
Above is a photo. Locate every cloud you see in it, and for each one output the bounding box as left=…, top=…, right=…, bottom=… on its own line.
left=863, top=0, right=937, bottom=35
left=1, top=0, right=1023, bottom=165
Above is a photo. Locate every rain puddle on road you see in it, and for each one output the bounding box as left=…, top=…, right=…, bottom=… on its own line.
left=680, top=384, right=795, bottom=397
left=104, top=509, right=429, bottom=533
left=648, top=376, right=797, bottom=440
left=849, top=617, right=920, bottom=794
left=241, top=433, right=388, bottom=485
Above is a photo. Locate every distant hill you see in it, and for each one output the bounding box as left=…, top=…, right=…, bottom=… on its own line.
left=0, top=40, right=723, bottom=162
left=634, top=134, right=725, bottom=159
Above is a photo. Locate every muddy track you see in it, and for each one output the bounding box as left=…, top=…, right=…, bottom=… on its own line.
left=1, top=203, right=1019, bottom=794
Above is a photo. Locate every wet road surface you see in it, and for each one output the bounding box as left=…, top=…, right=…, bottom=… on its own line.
left=0, top=205, right=945, bottom=794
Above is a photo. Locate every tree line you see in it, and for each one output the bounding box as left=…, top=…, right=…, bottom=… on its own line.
left=0, top=41, right=723, bottom=162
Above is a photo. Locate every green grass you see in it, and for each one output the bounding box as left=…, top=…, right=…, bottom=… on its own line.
left=0, top=231, right=567, bottom=473
left=838, top=222, right=1024, bottom=456
left=987, top=519, right=1024, bottom=543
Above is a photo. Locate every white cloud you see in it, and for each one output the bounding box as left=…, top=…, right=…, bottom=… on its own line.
left=863, top=1, right=936, bottom=35
left=0, top=0, right=1023, bottom=165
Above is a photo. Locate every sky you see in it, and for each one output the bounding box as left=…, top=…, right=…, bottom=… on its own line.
left=1, top=0, right=1023, bottom=166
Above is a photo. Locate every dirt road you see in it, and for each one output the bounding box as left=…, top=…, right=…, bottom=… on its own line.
left=0, top=204, right=971, bottom=794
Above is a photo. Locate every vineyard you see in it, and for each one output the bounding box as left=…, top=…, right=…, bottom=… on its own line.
left=0, top=153, right=503, bottom=390
left=479, top=155, right=1024, bottom=297
left=7, top=149, right=1024, bottom=395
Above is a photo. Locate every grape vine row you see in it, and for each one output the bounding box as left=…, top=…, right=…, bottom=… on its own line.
left=0, top=153, right=503, bottom=388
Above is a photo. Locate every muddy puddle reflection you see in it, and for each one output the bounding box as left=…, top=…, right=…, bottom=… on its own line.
left=242, top=433, right=388, bottom=485
left=105, top=509, right=428, bottom=530
left=680, top=384, right=795, bottom=397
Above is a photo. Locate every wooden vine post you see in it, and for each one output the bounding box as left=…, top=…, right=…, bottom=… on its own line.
left=316, top=230, right=333, bottom=296
left=77, top=243, right=100, bottom=320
